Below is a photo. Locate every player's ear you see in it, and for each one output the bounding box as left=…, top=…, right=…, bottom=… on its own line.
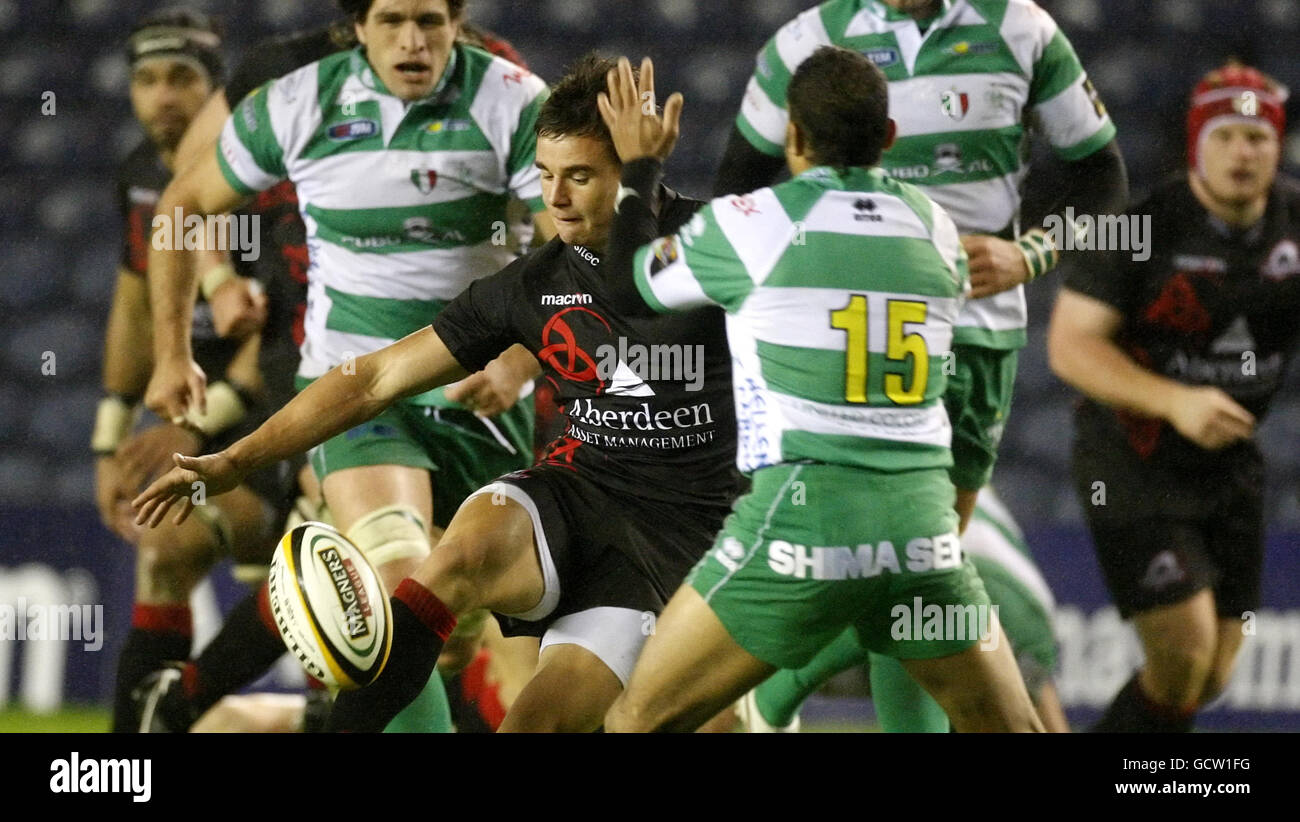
left=785, top=120, right=805, bottom=159
left=354, top=19, right=367, bottom=47
left=883, top=118, right=897, bottom=152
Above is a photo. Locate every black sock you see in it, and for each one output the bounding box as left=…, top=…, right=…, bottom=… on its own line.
left=327, top=579, right=457, bottom=733
left=1092, top=672, right=1196, bottom=733
left=112, top=605, right=192, bottom=733
left=184, top=583, right=289, bottom=715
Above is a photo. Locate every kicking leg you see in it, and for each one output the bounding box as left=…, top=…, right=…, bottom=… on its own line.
left=607, top=586, right=774, bottom=733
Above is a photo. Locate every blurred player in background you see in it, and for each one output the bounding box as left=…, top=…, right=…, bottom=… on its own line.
left=135, top=53, right=743, bottom=733
left=738, top=487, right=1068, bottom=732
left=139, top=0, right=550, bottom=732
left=713, top=0, right=1127, bottom=732
left=134, top=4, right=540, bottom=734
left=598, top=48, right=1040, bottom=732
left=95, top=7, right=300, bottom=734
left=1049, top=62, right=1300, bottom=732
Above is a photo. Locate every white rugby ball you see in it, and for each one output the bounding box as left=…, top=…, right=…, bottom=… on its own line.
left=267, top=521, right=392, bottom=690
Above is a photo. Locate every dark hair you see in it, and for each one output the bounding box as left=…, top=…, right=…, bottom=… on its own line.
left=787, top=46, right=890, bottom=168
left=536, top=53, right=635, bottom=162
left=127, top=7, right=225, bottom=82
left=337, top=0, right=467, bottom=23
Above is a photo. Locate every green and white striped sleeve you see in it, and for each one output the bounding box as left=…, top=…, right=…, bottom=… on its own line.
left=632, top=202, right=758, bottom=314
left=735, top=5, right=833, bottom=157
left=1006, top=0, right=1115, bottom=160
left=217, top=81, right=288, bottom=195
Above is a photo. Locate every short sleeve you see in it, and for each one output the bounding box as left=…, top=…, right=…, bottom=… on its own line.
left=431, top=257, right=527, bottom=372
left=632, top=200, right=758, bottom=314
left=217, top=81, right=288, bottom=195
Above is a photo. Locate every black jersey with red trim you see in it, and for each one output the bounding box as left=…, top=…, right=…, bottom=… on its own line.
left=116, top=140, right=239, bottom=382
left=434, top=187, right=742, bottom=507
left=1064, top=175, right=1300, bottom=466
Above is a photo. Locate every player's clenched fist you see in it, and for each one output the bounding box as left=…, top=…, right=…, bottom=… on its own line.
left=132, top=450, right=245, bottom=528
left=1166, top=385, right=1256, bottom=451
left=596, top=56, right=684, bottom=164
left=145, top=355, right=208, bottom=422
left=962, top=234, right=1030, bottom=299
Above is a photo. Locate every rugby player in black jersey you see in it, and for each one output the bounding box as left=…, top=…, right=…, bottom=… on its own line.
left=96, top=8, right=303, bottom=733
left=136, top=54, right=739, bottom=733
left=1049, top=62, right=1300, bottom=732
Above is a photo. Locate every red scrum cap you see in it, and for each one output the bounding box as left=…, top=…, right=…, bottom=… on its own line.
left=1188, top=61, right=1288, bottom=175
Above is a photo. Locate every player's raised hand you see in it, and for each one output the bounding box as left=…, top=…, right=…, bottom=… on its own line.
left=1166, top=385, right=1256, bottom=450
left=962, top=235, right=1030, bottom=299
left=132, top=450, right=244, bottom=528
left=596, top=56, right=684, bottom=164
left=145, top=354, right=209, bottom=422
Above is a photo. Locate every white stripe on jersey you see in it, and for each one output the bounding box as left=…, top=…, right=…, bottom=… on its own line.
left=739, top=287, right=958, bottom=354
left=468, top=58, right=547, bottom=202
left=888, top=72, right=1029, bottom=137
left=768, top=386, right=952, bottom=447
left=956, top=284, right=1026, bottom=333
left=773, top=6, right=833, bottom=76
left=642, top=253, right=712, bottom=312
left=1000, top=0, right=1059, bottom=78
left=739, top=75, right=788, bottom=147
left=712, top=187, right=797, bottom=287
left=308, top=238, right=515, bottom=301
left=295, top=150, right=517, bottom=209
left=1032, top=73, right=1108, bottom=151
left=801, top=189, right=934, bottom=241
left=922, top=175, right=1024, bottom=235
left=726, top=313, right=785, bottom=472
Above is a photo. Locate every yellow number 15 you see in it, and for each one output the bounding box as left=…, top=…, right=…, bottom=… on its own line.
left=829, top=296, right=929, bottom=405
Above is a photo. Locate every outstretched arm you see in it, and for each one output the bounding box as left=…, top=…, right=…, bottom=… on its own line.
left=133, top=326, right=469, bottom=526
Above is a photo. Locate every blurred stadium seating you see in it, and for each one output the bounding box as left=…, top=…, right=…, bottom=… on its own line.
left=2, top=0, right=1298, bottom=724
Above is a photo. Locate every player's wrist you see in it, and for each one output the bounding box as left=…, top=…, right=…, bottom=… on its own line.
left=199, top=262, right=239, bottom=302
left=180, top=380, right=254, bottom=442
left=91, top=393, right=141, bottom=455
left=1016, top=228, right=1059, bottom=283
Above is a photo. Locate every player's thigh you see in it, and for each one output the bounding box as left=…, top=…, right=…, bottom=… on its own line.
left=322, top=464, right=434, bottom=536
left=1132, top=588, right=1219, bottom=667
left=608, top=586, right=775, bottom=733
left=208, top=483, right=279, bottom=564
left=900, top=624, right=1042, bottom=732
left=499, top=641, right=623, bottom=733
left=415, top=490, right=545, bottom=617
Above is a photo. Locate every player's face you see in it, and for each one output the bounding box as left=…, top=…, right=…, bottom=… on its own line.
left=129, top=57, right=212, bottom=151
left=1199, top=121, right=1280, bottom=205
left=536, top=135, right=622, bottom=250
left=356, top=0, right=459, bottom=102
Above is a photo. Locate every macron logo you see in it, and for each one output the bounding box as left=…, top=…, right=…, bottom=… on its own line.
left=541, top=293, right=593, bottom=306
left=50, top=752, right=151, bottom=803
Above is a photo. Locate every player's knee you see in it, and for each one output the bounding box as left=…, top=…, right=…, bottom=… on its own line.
left=346, top=504, right=431, bottom=568
left=603, top=697, right=645, bottom=733
left=1143, top=643, right=1215, bottom=704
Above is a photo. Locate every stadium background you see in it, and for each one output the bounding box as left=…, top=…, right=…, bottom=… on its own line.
left=2, top=0, right=1298, bottom=731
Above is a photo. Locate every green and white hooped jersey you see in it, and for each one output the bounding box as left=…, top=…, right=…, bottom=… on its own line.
left=633, top=165, right=967, bottom=474
left=736, top=0, right=1115, bottom=349
left=218, top=45, right=548, bottom=404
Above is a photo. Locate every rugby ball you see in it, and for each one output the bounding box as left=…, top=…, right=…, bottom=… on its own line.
left=267, top=521, right=392, bottom=690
